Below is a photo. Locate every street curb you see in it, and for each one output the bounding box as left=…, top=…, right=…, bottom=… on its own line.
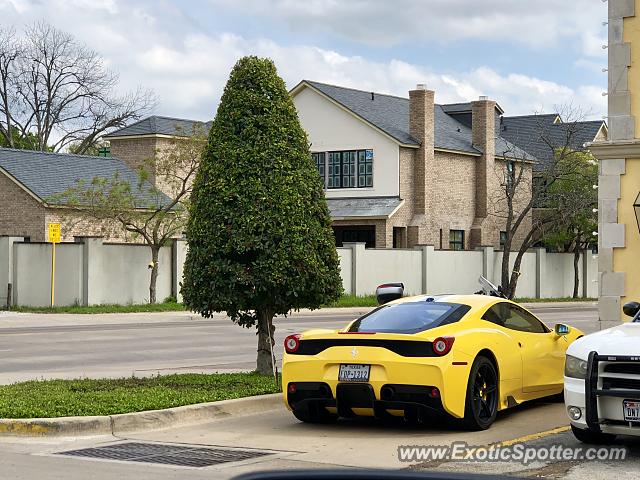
left=0, top=393, right=283, bottom=437
left=520, top=302, right=597, bottom=309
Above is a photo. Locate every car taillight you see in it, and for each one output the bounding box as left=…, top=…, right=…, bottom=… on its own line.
left=432, top=336, right=455, bottom=356
left=284, top=334, right=301, bottom=354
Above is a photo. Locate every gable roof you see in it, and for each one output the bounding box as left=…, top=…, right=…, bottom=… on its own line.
left=500, top=115, right=606, bottom=171
left=0, top=148, right=168, bottom=208
left=104, top=115, right=212, bottom=139
left=296, top=80, right=533, bottom=160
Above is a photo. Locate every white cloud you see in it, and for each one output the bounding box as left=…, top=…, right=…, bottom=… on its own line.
left=211, top=0, right=608, bottom=57
left=0, top=0, right=606, bottom=123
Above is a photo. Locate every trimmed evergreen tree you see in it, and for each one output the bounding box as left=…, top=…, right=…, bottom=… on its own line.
left=182, top=56, right=343, bottom=375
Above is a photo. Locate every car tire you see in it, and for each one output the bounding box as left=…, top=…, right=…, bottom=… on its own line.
left=292, top=407, right=337, bottom=424
left=463, top=356, right=499, bottom=431
left=570, top=424, right=616, bottom=444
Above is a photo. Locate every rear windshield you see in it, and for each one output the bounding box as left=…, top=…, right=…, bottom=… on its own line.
left=348, top=301, right=470, bottom=334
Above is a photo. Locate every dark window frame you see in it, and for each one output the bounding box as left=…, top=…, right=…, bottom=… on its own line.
left=333, top=225, right=376, bottom=249
left=500, top=231, right=507, bottom=248
left=312, top=152, right=326, bottom=188
left=481, top=302, right=550, bottom=334
left=449, top=229, right=465, bottom=251
left=312, top=149, right=373, bottom=189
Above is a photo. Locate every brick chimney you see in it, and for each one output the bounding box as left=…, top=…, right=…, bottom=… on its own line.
left=470, top=95, right=497, bottom=247
left=409, top=84, right=435, bottom=218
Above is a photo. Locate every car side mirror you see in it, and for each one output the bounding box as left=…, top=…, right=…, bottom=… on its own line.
left=555, top=323, right=570, bottom=336
left=375, top=283, right=404, bottom=305
left=623, top=301, right=640, bottom=318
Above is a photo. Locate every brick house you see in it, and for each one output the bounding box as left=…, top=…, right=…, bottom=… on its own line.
left=290, top=81, right=609, bottom=250
left=289, top=81, right=541, bottom=249
left=0, top=148, right=164, bottom=242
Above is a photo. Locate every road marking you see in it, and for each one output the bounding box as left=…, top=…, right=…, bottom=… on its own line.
left=495, top=425, right=570, bottom=447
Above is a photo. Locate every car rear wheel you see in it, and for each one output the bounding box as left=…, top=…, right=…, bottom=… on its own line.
left=570, top=424, right=616, bottom=444
left=292, top=406, right=337, bottom=424
left=463, top=356, right=498, bottom=431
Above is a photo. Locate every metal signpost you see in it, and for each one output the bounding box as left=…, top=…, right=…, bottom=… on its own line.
left=48, top=223, right=61, bottom=306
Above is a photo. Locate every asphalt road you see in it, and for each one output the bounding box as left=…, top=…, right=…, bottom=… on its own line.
left=0, top=303, right=598, bottom=384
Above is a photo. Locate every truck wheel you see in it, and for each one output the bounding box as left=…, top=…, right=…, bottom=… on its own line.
left=571, top=424, right=616, bottom=444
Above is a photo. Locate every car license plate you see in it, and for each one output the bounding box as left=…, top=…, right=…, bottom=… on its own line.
left=623, top=400, right=640, bottom=422
left=338, top=364, right=370, bottom=382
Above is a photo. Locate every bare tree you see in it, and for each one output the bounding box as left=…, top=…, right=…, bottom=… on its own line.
left=0, top=22, right=154, bottom=153
left=0, top=26, right=21, bottom=148
left=52, top=125, right=205, bottom=303
left=492, top=108, right=598, bottom=299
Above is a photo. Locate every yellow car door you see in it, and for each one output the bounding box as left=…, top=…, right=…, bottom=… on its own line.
left=482, top=302, right=565, bottom=394
left=501, top=304, right=565, bottom=393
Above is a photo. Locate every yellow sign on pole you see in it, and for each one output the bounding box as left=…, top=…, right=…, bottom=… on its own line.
left=48, top=223, right=61, bottom=306
left=48, top=223, right=61, bottom=243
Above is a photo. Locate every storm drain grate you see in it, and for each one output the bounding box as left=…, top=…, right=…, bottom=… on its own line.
left=57, top=442, right=272, bottom=468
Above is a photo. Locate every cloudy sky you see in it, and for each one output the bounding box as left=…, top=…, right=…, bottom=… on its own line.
left=1, top=0, right=608, bottom=121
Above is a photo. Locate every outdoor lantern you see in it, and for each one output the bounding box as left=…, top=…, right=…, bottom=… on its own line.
left=635, top=192, right=640, bottom=233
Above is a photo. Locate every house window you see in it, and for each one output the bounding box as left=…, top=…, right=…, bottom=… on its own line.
left=327, top=152, right=339, bottom=188
left=312, top=152, right=326, bottom=187
left=314, top=149, right=373, bottom=189
left=449, top=230, right=465, bottom=251
left=342, top=151, right=356, bottom=188
left=358, top=150, right=373, bottom=187
left=500, top=231, right=507, bottom=248
left=506, top=161, right=515, bottom=190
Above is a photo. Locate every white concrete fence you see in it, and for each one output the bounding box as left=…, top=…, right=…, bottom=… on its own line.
left=0, top=237, right=186, bottom=308
left=0, top=237, right=597, bottom=308
left=337, top=243, right=598, bottom=299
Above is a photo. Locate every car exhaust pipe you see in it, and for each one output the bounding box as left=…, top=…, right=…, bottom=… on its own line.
left=381, top=386, right=395, bottom=401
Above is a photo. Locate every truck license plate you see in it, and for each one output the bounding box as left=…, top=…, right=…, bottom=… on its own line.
left=623, top=400, right=640, bottom=422
left=338, top=364, right=370, bottom=382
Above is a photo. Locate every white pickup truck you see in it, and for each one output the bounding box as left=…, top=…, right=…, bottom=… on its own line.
left=564, top=301, right=640, bottom=443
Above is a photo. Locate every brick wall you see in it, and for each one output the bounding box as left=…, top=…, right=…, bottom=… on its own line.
left=430, top=151, right=478, bottom=249
left=108, top=137, right=158, bottom=183
left=44, top=209, right=129, bottom=243
left=109, top=136, right=194, bottom=199
left=0, top=173, right=47, bottom=241
left=409, top=87, right=435, bottom=218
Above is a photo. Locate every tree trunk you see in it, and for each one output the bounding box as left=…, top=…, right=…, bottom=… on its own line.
left=149, top=246, right=160, bottom=304
left=256, top=309, right=276, bottom=376
left=506, top=249, right=526, bottom=300
left=501, top=239, right=512, bottom=297
left=573, top=244, right=581, bottom=299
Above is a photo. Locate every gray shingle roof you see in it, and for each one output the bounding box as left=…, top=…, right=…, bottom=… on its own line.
left=104, top=116, right=212, bottom=138
left=0, top=148, right=169, bottom=208
left=304, top=81, right=533, bottom=160
left=500, top=115, right=605, bottom=171
left=327, top=197, right=403, bottom=219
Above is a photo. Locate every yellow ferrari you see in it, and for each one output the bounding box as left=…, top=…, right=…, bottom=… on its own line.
left=282, top=280, right=583, bottom=430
